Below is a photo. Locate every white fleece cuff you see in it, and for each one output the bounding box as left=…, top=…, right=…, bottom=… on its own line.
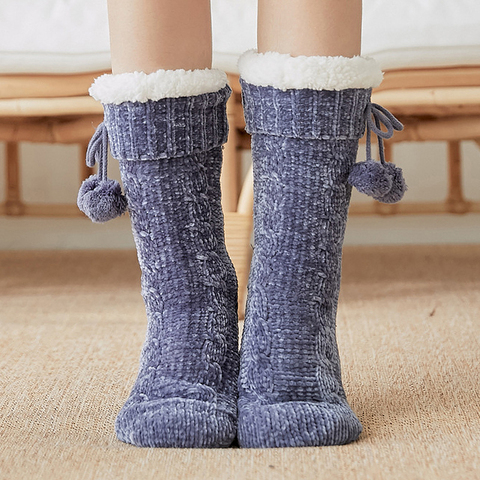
left=238, top=50, right=383, bottom=91
left=89, top=68, right=228, bottom=104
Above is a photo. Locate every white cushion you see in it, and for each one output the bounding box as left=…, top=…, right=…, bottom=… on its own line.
left=0, top=0, right=111, bottom=73
left=362, top=0, right=480, bottom=70
left=0, top=0, right=479, bottom=75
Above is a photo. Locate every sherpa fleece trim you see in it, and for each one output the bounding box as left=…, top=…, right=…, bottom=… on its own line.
left=89, top=68, right=228, bottom=104
left=238, top=49, right=383, bottom=91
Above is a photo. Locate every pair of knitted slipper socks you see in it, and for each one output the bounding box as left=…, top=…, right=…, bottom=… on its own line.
left=78, top=51, right=406, bottom=449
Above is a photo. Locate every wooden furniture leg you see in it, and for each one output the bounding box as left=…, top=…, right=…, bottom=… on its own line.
left=446, top=140, right=470, bottom=213
left=5, top=142, right=25, bottom=215
left=221, top=94, right=242, bottom=212
left=236, top=163, right=254, bottom=319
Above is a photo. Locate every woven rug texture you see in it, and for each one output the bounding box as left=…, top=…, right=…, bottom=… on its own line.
left=0, top=245, right=479, bottom=479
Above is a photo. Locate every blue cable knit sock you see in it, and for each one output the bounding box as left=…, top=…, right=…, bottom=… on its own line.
left=236, top=51, right=403, bottom=448
left=79, top=69, right=239, bottom=448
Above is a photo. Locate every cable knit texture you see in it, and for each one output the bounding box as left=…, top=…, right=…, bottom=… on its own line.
left=107, top=85, right=240, bottom=448
left=238, top=80, right=368, bottom=448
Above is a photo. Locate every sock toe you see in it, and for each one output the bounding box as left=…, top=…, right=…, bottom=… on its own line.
left=238, top=399, right=362, bottom=448
left=115, top=397, right=237, bottom=448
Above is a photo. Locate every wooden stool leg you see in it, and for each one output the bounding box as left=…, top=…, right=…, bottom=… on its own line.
left=79, top=143, right=95, bottom=183
left=237, top=163, right=254, bottom=217
left=236, top=163, right=254, bottom=320
left=373, top=141, right=398, bottom=215
left=221, top=95, right=242, bottom=213
left=446, top=140, right=470, bottom=214
left=5, top=142, right=25, bottom=216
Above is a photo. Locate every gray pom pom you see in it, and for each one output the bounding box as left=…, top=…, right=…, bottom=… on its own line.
left=373, top=163, right=408, bottom=204
left=348, top=160, right=407, bottom=204
left=348, top=160, right=393, bottom=198
left=77, top=174, right=128, bottom=223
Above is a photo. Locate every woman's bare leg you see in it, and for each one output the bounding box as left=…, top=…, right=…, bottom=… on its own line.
left=107, top=0, right=212, bottom=73
left=258, top=0, right=362, bottom=57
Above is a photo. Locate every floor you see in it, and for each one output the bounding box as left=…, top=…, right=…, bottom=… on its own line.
left=1, top=245, right=479, bottom=479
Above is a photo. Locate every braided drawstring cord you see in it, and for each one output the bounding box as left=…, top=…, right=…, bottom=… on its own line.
left=365, top=103, right=404, bottom=165
left=348, top=102, right=407, bottom=204
left=86, top=122, right=110, bottom=180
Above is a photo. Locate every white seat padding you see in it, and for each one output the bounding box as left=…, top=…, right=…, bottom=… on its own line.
left=0, top=0, right=111, bottom=74
left=0, top=0, right=479, bottom=75
left=362, top=0, right=480, bottom=70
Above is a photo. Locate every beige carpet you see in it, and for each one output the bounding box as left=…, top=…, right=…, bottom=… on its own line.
left=0, top=245, right=479, bottom=479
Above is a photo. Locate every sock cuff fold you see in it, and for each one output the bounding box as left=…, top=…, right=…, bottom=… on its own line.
left=104, top=85, right=231, bottom=161
left=90, top=68, right=228, bottom=104
left=238, top=50, right=383, bottom=91
left=240, top=79, right=371, bottom=140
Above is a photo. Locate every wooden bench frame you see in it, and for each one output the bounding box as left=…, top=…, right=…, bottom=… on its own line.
left=2, top=66, right=480, bottom=217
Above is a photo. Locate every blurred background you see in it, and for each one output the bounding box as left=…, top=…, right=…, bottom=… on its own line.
left=0, top=0, right=480, bottom=250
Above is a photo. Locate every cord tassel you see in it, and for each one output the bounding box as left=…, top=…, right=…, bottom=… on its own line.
left=77, top=122, right=128, bottom=223
left=348, top=103, right=407, bottom=204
